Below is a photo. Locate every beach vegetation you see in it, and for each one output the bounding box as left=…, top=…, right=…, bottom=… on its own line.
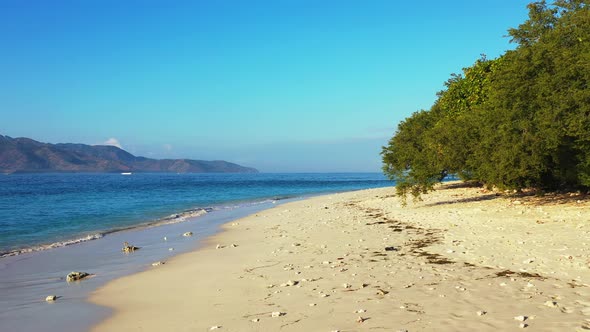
left=382, top=0, right=590, bottom=203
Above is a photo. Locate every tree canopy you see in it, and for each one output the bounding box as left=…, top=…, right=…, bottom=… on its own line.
left=382, top=0, right=590, bottom=202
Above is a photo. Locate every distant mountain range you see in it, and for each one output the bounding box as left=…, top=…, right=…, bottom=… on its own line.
left=0, top=135, right=258, bottom=174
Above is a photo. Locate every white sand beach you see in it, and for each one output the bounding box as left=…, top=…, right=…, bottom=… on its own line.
left=90, top=183, right=590, bottom=331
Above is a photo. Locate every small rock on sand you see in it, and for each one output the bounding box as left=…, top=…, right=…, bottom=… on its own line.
left=66, top=271, right=89, bottom=282
left=519, top=323, right=528, bottom=328
left=122, top=242, right=140, bottom=253
left=514, top=315, right=528, bottom=322
left=45, top=295, right=57, bottom=302
left=251, top=318, right=259, bottom=322
left=476, top=310, right=487, bottom=316
left=271, top=311, right=285, bottom=317
left=210, top=326, right=221, bottom=330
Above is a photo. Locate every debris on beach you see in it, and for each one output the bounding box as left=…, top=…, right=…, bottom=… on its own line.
left=514, top=315, right=528, bottom=322
left=216, top=244, right=223, bottom=249
left=66, top=271, right=90, bottom=282
left=376, top=289, right=389, bottom=295
left=476, top=310, right=487, bottom=316
left=210, top=325, right=221, bottom=330
left=384, top=246, right=397, bottom=251
left=356, top=316, right=366, bottom=323
left=280, top=280, right=298, bottom=287
left=122, top=242, right=140, bottom=253
left=183, top=232, right=193, bottom=237
left=251, top=318, right=260, bottom=322
left=343, top=283, right=352, bottom=289
left=230, top=244, right=238, bottom=248
left=519, top=323, right=528, bottom=328
left=45, top=295, right=57, bottom=302
left=271, top=311, right=285, bottom=317
left=544, top=300, right=558, bottom=308
left=355, top=309, right=366, bottom=313
left=151, top=261, right=165, bottom=266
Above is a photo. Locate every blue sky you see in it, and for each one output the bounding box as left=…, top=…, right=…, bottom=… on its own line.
left=0, top=0, right=531, bottom=172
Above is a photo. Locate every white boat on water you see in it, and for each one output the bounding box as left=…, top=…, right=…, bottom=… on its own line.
left=121, top=172, right=132, bottom=175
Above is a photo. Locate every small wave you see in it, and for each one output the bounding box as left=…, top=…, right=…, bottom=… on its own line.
left=149, top=208, right=210, bottom=227
left=0, top=207, right=213, bottom=259
left=0, top=233, right=105, bottom=258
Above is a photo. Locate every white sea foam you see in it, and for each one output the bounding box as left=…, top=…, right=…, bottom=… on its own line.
left=0, top=207, right=213, bottom=258
left=1, top=233, right=105, bottom=258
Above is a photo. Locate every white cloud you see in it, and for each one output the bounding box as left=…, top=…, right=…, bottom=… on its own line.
left=103, top=138, right=123, bottom=149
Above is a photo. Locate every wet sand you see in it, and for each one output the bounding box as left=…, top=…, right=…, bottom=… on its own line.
left=90, top=183, right=590, bottom=331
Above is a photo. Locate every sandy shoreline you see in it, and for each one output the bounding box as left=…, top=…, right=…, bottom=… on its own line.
left=90, top=183, right=590, bottom=331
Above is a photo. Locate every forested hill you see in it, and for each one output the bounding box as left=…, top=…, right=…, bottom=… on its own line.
left=382, top=0, right=590, bottom=201
left=0, top=135, right=258, bottom=174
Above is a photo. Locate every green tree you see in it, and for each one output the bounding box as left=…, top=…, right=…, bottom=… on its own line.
left=381, top=56, right=498, bottom=202
left=382, top=0, right=590, bottom=200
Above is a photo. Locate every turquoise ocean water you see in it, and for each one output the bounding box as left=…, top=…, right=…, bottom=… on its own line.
left=0, top=173, right=392, bottom=256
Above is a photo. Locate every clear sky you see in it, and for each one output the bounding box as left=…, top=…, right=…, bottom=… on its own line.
left=0, top=0, right=532, bottom=172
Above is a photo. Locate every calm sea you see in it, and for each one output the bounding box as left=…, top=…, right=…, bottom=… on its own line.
left=0, top=173, right=392, bottom=256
